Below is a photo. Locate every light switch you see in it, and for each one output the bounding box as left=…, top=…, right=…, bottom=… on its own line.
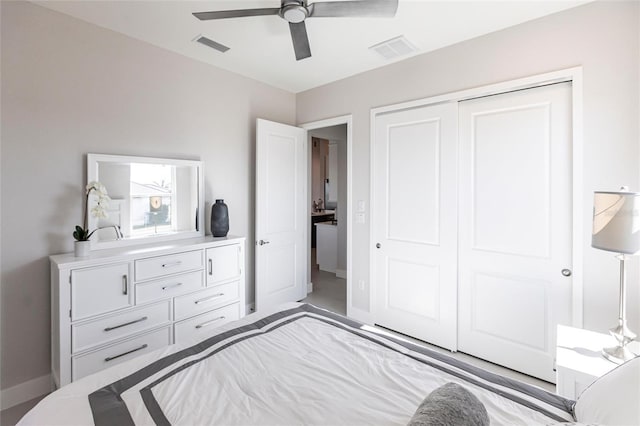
left=357, top=200, right=366, bottom=212
left=355, top=213, right=365, bottom=224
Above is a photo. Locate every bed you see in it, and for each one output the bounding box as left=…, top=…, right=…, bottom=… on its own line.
left=20, top=303, right=577, bottom=425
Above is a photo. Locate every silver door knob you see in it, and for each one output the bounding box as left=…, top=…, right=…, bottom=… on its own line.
left=561, top=269, right=572, bottom=277
left=376, top=243, right=381, bottom=249
left=258, top=240, right=270, bottom=246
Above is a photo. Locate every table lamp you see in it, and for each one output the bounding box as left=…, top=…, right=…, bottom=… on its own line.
left=592, top=188, right=640, bottom=363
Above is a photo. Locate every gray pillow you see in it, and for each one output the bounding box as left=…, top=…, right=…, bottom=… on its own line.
left=408, top=382, right=490, bottom=426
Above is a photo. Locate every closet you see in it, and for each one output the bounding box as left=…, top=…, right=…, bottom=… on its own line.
left=372, top=82, right=573, bottom=382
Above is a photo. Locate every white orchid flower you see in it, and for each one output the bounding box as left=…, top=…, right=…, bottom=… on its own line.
left=76, top=181, right=111, bottom=241
left=91, top=204, right=108, bottom=219
left=86, top=181, right=108, bottom=197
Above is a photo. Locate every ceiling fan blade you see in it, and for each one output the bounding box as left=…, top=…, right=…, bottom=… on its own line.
left=308, top=0, right=398, bottom=18
left=289, top=22, right=312, bottom=61
left=193, top=8, right=280, bottom=21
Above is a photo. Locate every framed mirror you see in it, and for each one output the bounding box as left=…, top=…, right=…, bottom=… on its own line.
left=87, top=153, right=204, bottom=250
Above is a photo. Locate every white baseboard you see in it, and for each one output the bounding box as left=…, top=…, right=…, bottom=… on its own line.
left=0, top=374, right=52, bottom=411
left=335, top=269, right=347, bottom=279
left=307, top=282, right=313, bottom=294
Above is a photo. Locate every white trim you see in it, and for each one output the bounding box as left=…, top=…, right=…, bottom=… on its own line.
left=299, top=115, right=353, bottom=319
left=370, top=67, right=584, bottom=328
left=335, top=269, right=347, bottom=279
left=570, top=69, right=584, bottom=328
left=348, top=306, right=374, bottom=325
left=0, top=374, right=52, bottom=411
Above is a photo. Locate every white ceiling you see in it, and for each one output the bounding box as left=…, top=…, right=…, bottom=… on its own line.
left=34, top=0, right=590, bottom=93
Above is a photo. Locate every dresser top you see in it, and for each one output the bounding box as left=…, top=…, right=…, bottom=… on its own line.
left=556, top=325, right=639, bottom=377
left=51, top=235, right=245, bottom=268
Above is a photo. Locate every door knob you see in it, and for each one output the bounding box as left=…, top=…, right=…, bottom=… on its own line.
left=376, top=243, right=381, bottom=249
left=561, top=269, right=572, bottom=277
left=258, top=240, right=270, bottom=246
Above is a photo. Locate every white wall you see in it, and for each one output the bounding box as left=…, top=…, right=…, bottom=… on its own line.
left=297, top=1, right=640, bottom=334
left=0, top=1, right=296, bottom=392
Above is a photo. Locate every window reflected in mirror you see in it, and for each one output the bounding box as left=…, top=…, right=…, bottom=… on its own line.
left=130, top=163, right=174, bottom=236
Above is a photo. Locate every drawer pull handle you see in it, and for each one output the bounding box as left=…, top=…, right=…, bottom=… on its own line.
left=194, top=293, right=225, bottom=305
left=104, top=316, right=148, bottom=332
left=162, top=261, right=182, bottom=268
left=195, top=316, right=226, bottom=329
left=104, top=344, right=148, bottom=362
left=208, top=259, right=213, bottom=276
left=161, top=282, right=183, bottom=290
left=122, top=275, right=128, bottom=295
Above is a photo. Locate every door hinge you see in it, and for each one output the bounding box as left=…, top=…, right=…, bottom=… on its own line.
left=69, top=275, right=72, bottom=284
left=69, top=309, right=71, bottom=318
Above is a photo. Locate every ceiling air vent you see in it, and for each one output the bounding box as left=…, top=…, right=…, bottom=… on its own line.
left=194, top=35, right=230, bottom=53
left=369, top=35, right=417, bottom=60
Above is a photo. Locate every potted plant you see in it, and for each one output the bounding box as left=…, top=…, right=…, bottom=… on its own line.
left=73, top=181, right=110, bottom=256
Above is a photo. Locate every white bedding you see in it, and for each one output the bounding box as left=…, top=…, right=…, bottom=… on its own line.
left=20, top=303, right=575, bottom=425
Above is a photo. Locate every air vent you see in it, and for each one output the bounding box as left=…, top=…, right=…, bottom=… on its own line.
left=369, top=35, right=417, bottom=60
left=194, top=35, right=230, bottom=53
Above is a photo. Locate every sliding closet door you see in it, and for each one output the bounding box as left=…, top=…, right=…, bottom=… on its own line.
left=457, top=83, right=572, bottom=382
left=373, top=102, right=458, bottom=350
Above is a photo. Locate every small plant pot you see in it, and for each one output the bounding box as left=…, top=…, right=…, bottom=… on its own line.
left=74, top=240, right=91, bottom=257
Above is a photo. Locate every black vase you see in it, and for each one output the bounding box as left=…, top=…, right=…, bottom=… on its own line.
left=211, top=199, right=229, bottom=237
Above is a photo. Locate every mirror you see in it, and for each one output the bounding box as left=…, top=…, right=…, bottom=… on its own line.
left=87, top=154, right=204, bottom=249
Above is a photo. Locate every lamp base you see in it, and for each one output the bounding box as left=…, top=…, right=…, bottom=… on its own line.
left=609, top=321, right=637, bottom=345
left=602, top=344, right=637, bottom=364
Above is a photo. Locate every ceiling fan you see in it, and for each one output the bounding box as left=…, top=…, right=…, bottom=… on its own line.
left=193, top=0, right=399, bottom=61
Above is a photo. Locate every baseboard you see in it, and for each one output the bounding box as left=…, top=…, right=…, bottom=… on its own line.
left=0, top=374, right=52, bottom=411
left=335, top=269, right=347, bottom=279
left=307, top=282, right=313, bottom=294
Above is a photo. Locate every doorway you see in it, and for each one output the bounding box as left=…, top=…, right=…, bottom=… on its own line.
left=300, top=116, right=352, bottom=316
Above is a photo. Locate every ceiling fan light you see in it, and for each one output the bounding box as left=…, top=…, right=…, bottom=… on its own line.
left=282, top=5, right=308, bottom=23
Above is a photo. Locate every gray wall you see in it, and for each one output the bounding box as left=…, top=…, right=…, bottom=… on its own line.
left=297, top=1, right=640, bottom=334
left=0, top=1, right=296, bottom=390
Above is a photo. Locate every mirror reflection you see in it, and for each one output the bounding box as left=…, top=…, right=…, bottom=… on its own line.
left=88, top=154, right=203, bottom=249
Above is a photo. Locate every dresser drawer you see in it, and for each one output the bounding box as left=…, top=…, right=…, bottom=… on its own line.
left=174, top=303, right=240, bottom=345
left=136, top=270, right=203, bottom=305
left=135, top=250, right=203, bottom=282
left=71, top=262, right=132, bottom=321
left=72, top=300, right=171, bottom=353
left=72, top=326, right=171, bottom=381
left=174, top=281, right=239, bottom=321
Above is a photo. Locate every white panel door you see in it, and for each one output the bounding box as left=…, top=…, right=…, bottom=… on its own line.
left=458, top=83, right=573, bottom=382
left=255, top=119, right=307, bottom=312
left=373, top=102, right=458, bottom=350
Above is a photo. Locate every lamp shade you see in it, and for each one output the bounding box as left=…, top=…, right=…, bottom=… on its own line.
left=592, top=191, right=640, bottom=254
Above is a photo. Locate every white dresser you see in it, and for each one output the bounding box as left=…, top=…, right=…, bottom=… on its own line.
left=50, top=235, right=245, bottom=388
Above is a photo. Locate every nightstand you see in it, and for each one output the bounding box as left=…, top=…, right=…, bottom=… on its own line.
left=556, top=325, right=639, bottom=399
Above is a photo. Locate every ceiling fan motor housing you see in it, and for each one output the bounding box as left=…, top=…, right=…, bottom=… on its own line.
left=281, top=0, right=308, bottom=23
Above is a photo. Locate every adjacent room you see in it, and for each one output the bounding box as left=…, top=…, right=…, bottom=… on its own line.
left=1, top=0, right=639, bottom=425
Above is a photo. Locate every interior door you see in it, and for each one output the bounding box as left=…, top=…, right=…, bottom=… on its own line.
left=457, top=82, right=573, bottom=382
left=373, top=102, right=458, bottom=350
left=255, top=119, right=307, bottom=312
